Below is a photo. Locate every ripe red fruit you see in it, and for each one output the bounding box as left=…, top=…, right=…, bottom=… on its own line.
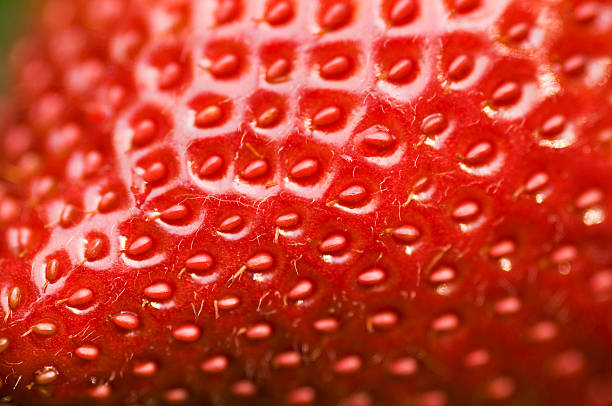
left=1, top=0, right=612, bottom=405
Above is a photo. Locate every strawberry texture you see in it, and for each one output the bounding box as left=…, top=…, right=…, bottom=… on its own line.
left=1, top=0, right=612, bottom=405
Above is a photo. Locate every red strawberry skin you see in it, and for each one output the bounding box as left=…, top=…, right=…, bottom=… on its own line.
left=1, top=0, right=612, bottom=405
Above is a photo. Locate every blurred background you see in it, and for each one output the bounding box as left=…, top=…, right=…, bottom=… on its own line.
left=0, top=0, right=32, bottom=88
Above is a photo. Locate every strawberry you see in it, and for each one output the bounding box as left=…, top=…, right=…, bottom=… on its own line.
left=1, top=0, right=612, bottom=405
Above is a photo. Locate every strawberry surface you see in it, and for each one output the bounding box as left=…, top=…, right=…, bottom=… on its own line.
left=1, top=0, right=612, bottom=405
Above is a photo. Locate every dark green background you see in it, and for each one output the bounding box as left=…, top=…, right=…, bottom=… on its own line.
left=0, top=0, right=32, bottom=87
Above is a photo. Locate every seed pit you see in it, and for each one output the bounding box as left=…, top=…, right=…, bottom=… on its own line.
left=320, top=2, right=352, bottom=31
left=189, top=93, right=232, bottom=129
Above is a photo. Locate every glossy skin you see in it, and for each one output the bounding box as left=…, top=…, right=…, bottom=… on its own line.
left=1, top=0, right=612, bottom=405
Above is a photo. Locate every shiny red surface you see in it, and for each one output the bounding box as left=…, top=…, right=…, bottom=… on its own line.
left=0, top=0, right=612, bottom=405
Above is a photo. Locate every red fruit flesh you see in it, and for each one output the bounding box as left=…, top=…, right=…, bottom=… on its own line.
left=1, top=0, right=612, bottom=405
